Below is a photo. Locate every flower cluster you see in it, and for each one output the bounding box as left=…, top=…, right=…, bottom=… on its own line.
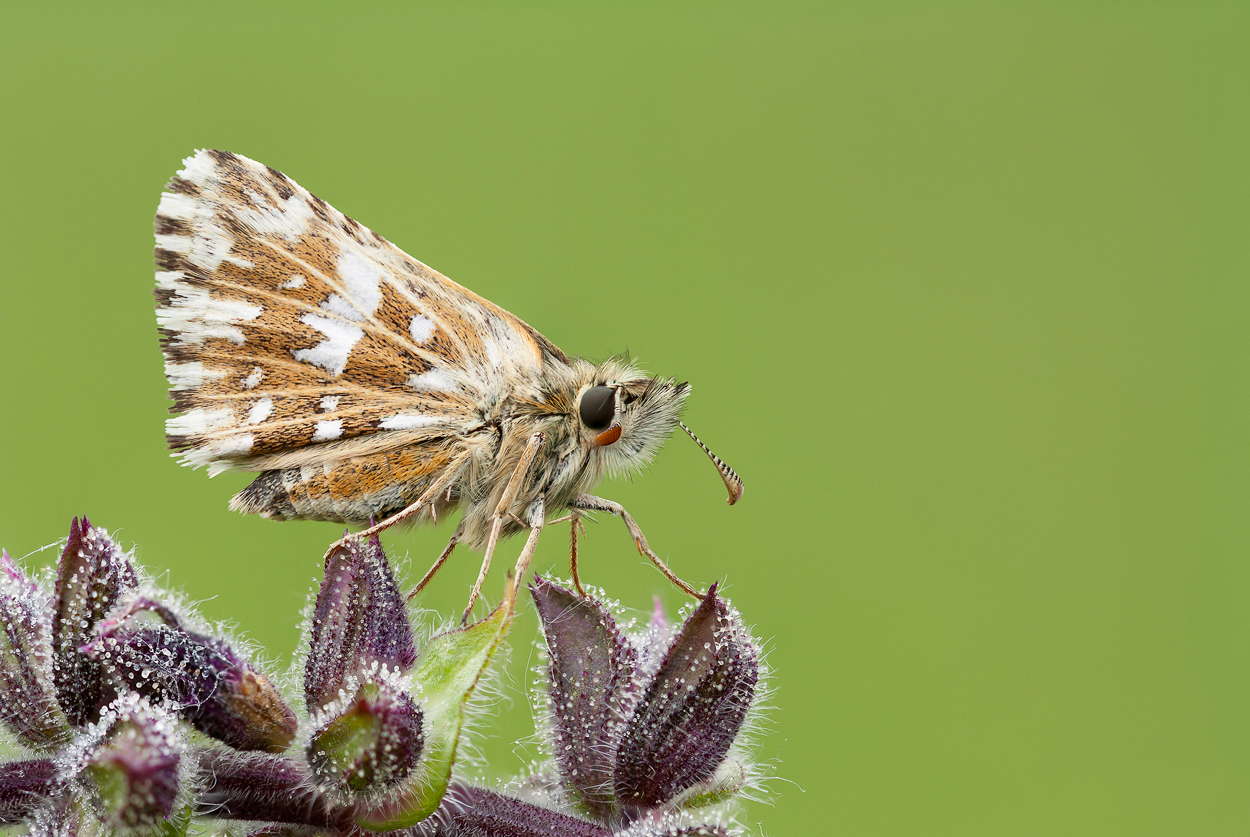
left=0, top=518, right=766, bottom=836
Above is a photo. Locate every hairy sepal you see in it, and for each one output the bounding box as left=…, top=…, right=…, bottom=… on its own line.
left=352, top=600, right=513, bottom=830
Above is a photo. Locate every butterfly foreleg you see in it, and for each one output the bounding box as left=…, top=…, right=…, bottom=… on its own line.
left=462, top=431, right=548, bottom=623
left=567, top=493, right=703, bottom=600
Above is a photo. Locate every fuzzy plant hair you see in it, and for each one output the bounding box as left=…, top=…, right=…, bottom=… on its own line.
left=0, top=517, right=772, bottom=836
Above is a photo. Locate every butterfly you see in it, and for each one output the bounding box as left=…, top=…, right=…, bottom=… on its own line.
left=154, top=150, right=742, bottom=618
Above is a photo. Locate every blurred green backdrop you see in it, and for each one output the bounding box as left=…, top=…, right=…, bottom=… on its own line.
left=2, top=2, right=1247, bottom=834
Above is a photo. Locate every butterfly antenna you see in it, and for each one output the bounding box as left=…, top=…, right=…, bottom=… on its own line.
left=679, top=421, right=744, bottom=505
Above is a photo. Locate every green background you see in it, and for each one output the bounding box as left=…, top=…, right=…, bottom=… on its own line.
left=1, top=3, right=1246, bottom=834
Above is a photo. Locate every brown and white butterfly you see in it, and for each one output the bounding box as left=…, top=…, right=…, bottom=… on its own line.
left=154, top=150, right=742, bottom=617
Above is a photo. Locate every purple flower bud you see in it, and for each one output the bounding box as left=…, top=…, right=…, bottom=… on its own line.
left=529, top=577, right=636, bottom=820
left=531, top=580, right=759, bottom=825
left=614, top=584, right=757, bottom=815
left=0, top=759, right=58, bottom=825
left=52, top=518, right=138, bottom=727
left=83, top=700, right=182, bottom=831
left=84, top=601, right=297, bottom=753
left=307, top=680, right=424, bottom=795
left=0, top=550, right=69, bottom=748
left=306, top=536, right=416, bottom=713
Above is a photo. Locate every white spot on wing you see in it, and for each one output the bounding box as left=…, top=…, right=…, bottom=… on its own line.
left=178, top=150, right=219, bottom=186
left=190, top=231, right=234, bottom=271
left=157, top=191, right=196, bottom=221
left=155, top=212, right=237, bottom=272
left=242, top=367, right=264, bottom=389
left=167, top=407, right=233, bottom=436
left=158, top=285, right=261, bottom=345
left=215, top=435, right=254, bottom=455
left=198, top=435, right=255, bottom=476
left=224, top=254, right=255, bottom=269
left=321, top=295, right=359, bottom=321
left=313, top=420, right=343, bottom=441
left=409, top=315, right=434, bottom=342
left=234, top=190, right=316, bottom=240
left=247, top=397, right=273, bottom=425
left=293, top=314, right=363, bottom=377
left=154, top=232, right=190, bottom=255
left=407, top=369, right=456, bottom=392
left=333, top=249, right=383, bottom=321
left=281, top=275, right=306, bottom=289
left=165, top=361, right=227, bottom=391
left=160, top=212, right=235, bottom=271
left=379, top=413, right=439, bottom=430
left=319, top=395, right=340, bottom=412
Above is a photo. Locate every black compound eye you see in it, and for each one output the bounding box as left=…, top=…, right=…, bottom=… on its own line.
left=579, top=385, right=615, bottom=431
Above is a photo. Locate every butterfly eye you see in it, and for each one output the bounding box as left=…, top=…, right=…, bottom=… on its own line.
left=579, top=385, right=615, bottom=432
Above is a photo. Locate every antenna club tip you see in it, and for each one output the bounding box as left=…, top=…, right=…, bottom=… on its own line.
left=680, top=421, right=744, bottom=507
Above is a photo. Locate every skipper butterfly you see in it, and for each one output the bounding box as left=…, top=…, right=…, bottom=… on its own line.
left=154, top=150, right=742, bottom=617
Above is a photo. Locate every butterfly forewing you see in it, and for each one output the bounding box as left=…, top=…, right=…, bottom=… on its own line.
left=154, top=150, right=557, bottom=476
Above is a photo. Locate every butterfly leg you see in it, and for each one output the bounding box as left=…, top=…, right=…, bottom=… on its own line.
left=569, top=515, right=587, bottom=596
left=407, top=524, right=463, bottom=601
left=567, top=494, right=702, bottom=599
left=500, top=495, right=546, bottom=613
left=462, top=431, right=547, bottom=623
left=540, top=512, right=587, bottom=595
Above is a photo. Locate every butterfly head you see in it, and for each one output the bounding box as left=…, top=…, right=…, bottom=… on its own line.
left=569, top=357, right=743, bottom=504
left=572, top=358, right=688, bottom=477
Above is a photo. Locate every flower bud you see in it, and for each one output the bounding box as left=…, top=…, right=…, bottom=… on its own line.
left=613, top=584, right=758, bottom=814
left=0, top=758, right=58, bottom=824
left=83, top=701, right=182, bottom=832
left=85, top=602, right=296, bottom=753
left=531, top=579, right=759, bottom=825
left=529, top=576, right=636, bottom=820
left=306, top=536, right=416, bottom=713
left=307, top=680, right=423, bottom=795
left=0, top=550, right=69, bottom=748
left=52, top=518, right=138, bottom=727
